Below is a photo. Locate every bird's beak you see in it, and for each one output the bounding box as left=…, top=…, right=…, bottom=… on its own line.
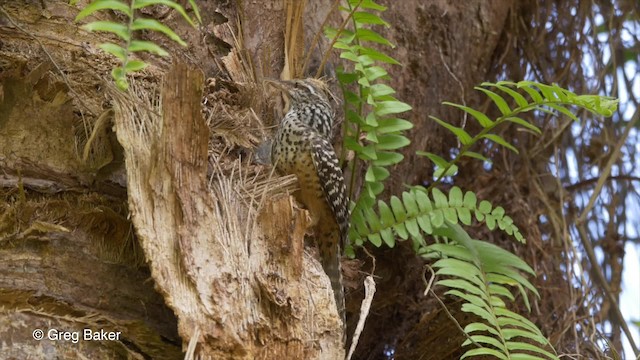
left=263, top=78, right=293, bottom=93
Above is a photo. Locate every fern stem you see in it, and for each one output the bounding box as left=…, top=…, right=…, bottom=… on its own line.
left=477, top=266, right=511, bottom=356
left=345, top=0, right=365, bottom=203
left=315, top=0, right=364, bottom=79
left=119, top=0, right=136, bottom=86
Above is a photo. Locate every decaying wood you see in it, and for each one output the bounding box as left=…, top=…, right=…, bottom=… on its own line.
left=0, top=4, right=179, bottom=357
left=112, top=62, right=344, bottom=359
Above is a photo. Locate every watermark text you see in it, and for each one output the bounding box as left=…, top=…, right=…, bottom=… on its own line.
left=32, top=328, right=121, bottom=343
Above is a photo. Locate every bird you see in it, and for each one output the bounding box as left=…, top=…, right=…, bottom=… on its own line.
left=266, top=78, right=349, bottom=331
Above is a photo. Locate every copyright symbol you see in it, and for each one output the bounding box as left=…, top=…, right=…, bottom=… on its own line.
left=32, top=329, right=44, bottom=340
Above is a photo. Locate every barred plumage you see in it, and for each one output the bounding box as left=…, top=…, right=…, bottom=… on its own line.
left=267, top=78, right=349, bottom=330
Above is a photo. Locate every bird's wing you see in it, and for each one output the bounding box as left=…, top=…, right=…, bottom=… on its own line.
left=309, top=135, right=350, bottom=246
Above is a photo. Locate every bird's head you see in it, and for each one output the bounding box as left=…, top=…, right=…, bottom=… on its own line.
left=265, top=78, right=333, bottom=107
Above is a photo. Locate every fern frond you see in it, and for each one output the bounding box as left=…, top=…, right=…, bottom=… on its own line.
left=427, top=223, right=558, bottom=360
left=425, top=80, right=619, bottom=186
left=75, top=0, right=200, bottom=90
left=325, top=0, right=412, bottom=255
left=349, top=186, right=525, bottom=247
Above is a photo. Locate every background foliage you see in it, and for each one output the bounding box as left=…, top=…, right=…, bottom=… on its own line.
left=328, top=0, right=640, bottom=358
left=325, top=0, right=632, bottom=358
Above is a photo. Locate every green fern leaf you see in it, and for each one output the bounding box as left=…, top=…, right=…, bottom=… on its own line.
left=353, top=211, right=369, bottom=235
left=491, top=206, right=505, bottom=218
left=124, top=60, right=147, bottom=71
left=75, top=0, right=131, bottom=21
left=377, top=118, right=413, bottom=134
left=365, top=165, right=390, bottom=182
left=447, top=290, right=491, bottom=311
left=464, top=322, right=501, bottom=337
left=98, top=43, right=126, bottom=61
left=461, top=348, right=508, bottom=360
left=393, top=222, right=408, bottom=241
left=133, top=0, right=196, bottom=26
left=428, top=242, right=473, bottom=262
left=508, top=343, right=558, bottom=360
left=461, top=303, right=499, bottom=327
left=376, top=134, right=410, bottom=150
left=378, top=200, right=394, bottom=226
left=367, top=233, right=382, bottom=247
left=444, top=102, right=494, bottom=127
left=457, top=207, right=472, bottom=225
left=485, top=214, right=496, bottom=230
left=362, top=65, right=388, bottom=81
left=369, top=83, right=396, bottom=97
left=128, top=40, right=169, bottom=56
left=496, top=309, right=543, bottom=333
left=489, top=282, right=515, bottom=298
left=516, top=83, right=544, bottom=103
left=359, top=47, right=401, bottom=65
left=463, top=190, right=477, bottom=209
left=364, top=112, right=378, bottom=126
left=432, top=188, right=448, bottom=208
left=417, top=151, right=450, bottom=168
left=443, top=207, right=458, bottom=224
left=375, top=101, right=412, bottom=116
left=131, top=18, right=187, bottom=46
left=431, top=209, right=445, bottom=227
left=390, top=196, right=406, bottom=222
left=434, top=258, right=484, bottom=287
left=82, top=21, right=129, bottom=40
left=538, top=83, right=566, bottom=101
left=111, top=67, right=128, bottom=90
left=353, top=11, right=390, bottom=26
left=475, top=87, right=511, bottom=115
left=372, top=151, right=404, bottom=166
left=427, top=224, right=554, bottom=359
left=429, top=116, right=473, bottom=145
left=348, top=0, right=387, bottom=11
left=380, top=227, right=395, bottom=247
left=439, top=279, right=487, bottom=298
left=449, top=186, right=463, bottom=207
left=186, top=0, right=201, bottom=22
left=402, top=191, right=419, bottom=216
left=359, top=145, right=378, bottom=160
left=433, top=164, right=458, bottom=178
left=364, top=207, right=381, bottom=232
left=464, top=335, right=508, bottom=353
left=482, top=134, right=519, bottom=153
left=504, top=116, right=541, bottom=134
left=502, top=329, right=548, bottom=344
left=340, top=51, right=360, bottom=62
left=545, top=103, right=578, bottom=121
left=415, top=214, right=431, bottom=234
left=405, top=218, right=421, bottom=239
left=476, top=200, right=491, bottom=219
left=492, top=82, right=529, bottom=108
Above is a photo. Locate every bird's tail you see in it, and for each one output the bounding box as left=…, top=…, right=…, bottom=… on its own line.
left=318, top=227, right=346, bottom=337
